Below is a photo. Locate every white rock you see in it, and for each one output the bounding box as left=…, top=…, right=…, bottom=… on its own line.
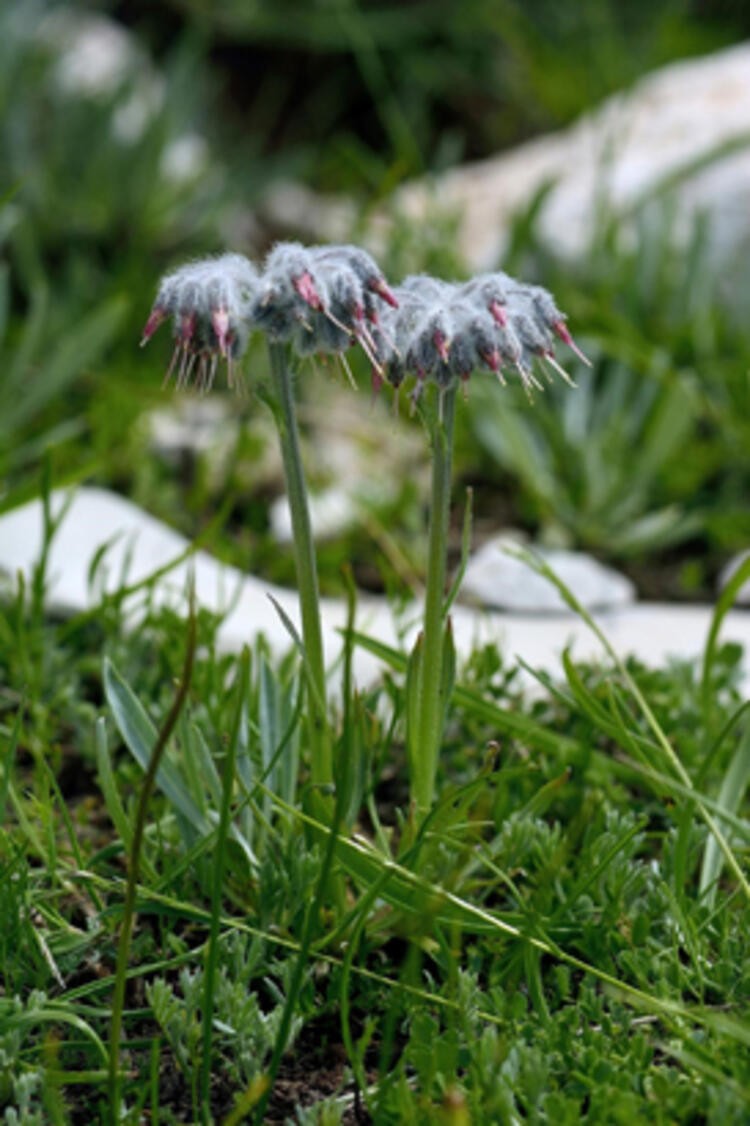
left=2, top=487, right=750, bottom=692
left=461, top=536, right=636, bottom=613
left=147, top=398, right=239, bottom=460
left=271, top=486, right=358, bottom=544
left=263, top=42, right=750, bottom=272
left=0, top=487, right=394, bottom=687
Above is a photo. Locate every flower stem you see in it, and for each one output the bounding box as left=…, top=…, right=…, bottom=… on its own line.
left=266, top=341, right=332, bottom=799
left=413, top=385, right=457, bottom=821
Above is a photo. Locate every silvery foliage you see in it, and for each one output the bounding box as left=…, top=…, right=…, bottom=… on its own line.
left=141, top=242, right=585, bottom=395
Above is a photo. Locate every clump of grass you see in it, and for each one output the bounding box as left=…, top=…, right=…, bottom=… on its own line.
left=3, top=557, right=750, bottom=1120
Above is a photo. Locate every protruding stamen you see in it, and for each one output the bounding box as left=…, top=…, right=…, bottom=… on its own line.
left=553, top=320, right=591, bottom=367
left=543, top=350, right=577, bottom=387
left=339, top=352, right=357, bottom=390
left=354, top=328, right=381, bottom=371
left=208, top=352, right=219, bottom=392
left=322, top=305, right=355, bottom=340
left=162, top=345, right=180, bottom=388
left=516, top=362, right=543, bottom=399
left=177, top=347, right=196, bottom=390
left=355, top=316, right=378, bottom=355
left=409, top=375, right=427, bottom=415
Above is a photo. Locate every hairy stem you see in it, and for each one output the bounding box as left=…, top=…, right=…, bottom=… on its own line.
left=413, top=385, right=457, bottom=821
left=266, top=341, right=332, bottom=799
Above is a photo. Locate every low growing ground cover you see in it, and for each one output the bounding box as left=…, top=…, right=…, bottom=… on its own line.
left=2, top=525, right=750, bottom=1121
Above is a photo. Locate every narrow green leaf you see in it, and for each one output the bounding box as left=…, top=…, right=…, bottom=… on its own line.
left=11, top=1009, right=107, bottom=1064
left=103, top=658, right=210, bottom=832
left=699, top=719, right=750, bottom=904
left=94, top=717, right=133, bottom=856
left=351, top=628, right=583, bottom=758
left=440, top=616, right=456, bottom=736
left=702, top=554, right=750, bottom=719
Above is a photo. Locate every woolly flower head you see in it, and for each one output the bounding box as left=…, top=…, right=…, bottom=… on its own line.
left=141, top=245, right=586, bottom=403
left=373, top=271, right=588, bottom=402
left=251, top=242, right=398, bottom=364
left=141, top=253, right=259, bottom=392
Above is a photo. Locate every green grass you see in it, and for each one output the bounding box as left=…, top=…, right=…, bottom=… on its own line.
left=2, top=515, right=750, bottom=1121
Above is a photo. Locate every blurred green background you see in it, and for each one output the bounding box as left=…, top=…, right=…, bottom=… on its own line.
left=3, top=0, right=750, bottom=601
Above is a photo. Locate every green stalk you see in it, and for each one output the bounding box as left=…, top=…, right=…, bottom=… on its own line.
left=266, top=341, right=332, bottom=799
left=413, top=385, right=457, bottom=821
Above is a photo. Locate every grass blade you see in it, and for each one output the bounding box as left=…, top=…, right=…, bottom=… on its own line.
left=699, top=719, right=750, bottom=905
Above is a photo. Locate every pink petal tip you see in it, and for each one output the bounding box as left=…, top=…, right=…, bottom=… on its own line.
left=211, top=308, right=231, bottom=356
left=293, top=271, right=324, bottom=311
left=433, top=330, right=450, bottom=363
left=489, top=300, right=507, bottom=327
left=140, top=307, right=166, bottom=347
left=368, top=277, right=399, bottom=308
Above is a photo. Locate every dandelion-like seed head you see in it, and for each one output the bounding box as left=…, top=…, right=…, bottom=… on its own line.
left=141, top=253, right=259, bottom=392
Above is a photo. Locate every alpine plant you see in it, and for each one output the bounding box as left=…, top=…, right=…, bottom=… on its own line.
left=139, top=240, right=588, bottom=826
left=140, top=242, right=587, bottom=396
